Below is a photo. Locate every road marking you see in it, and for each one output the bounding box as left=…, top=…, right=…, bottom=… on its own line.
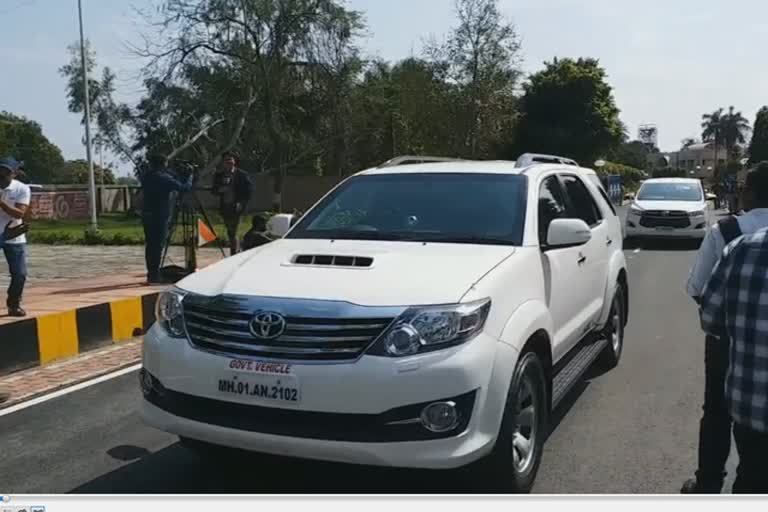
left=0, top=363, right=141, bottom=418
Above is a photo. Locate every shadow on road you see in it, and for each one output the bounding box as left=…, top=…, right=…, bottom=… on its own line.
left=72, top=441, right=472, bottom=494
left=624, top=238, right=702, bottom=252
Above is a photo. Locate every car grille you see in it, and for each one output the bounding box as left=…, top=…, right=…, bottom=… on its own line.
left=639, top=210, right=691, bottom=229
left=182, top=298, right=396, bottom=361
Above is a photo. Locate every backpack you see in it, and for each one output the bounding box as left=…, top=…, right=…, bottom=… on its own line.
left=718, top=216, right=742, bottom=245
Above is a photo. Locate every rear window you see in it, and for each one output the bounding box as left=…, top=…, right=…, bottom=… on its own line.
left=586, top=175, right=617, bottom=215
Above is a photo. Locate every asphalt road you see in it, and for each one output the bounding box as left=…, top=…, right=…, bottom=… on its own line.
left=0, top=215, right=739, bottom=494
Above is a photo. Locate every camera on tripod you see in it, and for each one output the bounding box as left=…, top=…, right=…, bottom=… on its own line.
left=171, top=159, right=199, bottom=180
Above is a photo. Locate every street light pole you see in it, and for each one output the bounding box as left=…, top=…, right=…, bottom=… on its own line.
left=77, top=0, right=98, bottom=232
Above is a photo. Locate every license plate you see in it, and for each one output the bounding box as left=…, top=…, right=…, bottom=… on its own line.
left=219, top=359, right=300, bottom=404
left=655, top=226, right=675, bottom=231
left=217, top=374, right=301, bottom=403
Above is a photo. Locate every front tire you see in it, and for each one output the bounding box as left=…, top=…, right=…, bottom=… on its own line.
left=474, top=350, right=548, bottom=493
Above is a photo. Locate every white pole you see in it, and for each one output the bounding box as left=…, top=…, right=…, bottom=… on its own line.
left=78, top=0, right=98, bottom=232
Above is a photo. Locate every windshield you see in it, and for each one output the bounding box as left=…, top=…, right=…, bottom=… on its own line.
left=637, top=182, right=702, bottom=202
left=288, top=173, right=528, bottom=245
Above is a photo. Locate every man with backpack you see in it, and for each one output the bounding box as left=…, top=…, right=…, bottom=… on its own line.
left=681, top=161, right=768, bottom=493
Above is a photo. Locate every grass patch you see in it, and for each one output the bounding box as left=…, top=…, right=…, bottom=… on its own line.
left=27, top=212, right=255, bottom=246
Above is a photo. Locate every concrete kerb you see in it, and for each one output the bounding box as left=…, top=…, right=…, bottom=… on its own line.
left=0, top=292, right=159, bottom=377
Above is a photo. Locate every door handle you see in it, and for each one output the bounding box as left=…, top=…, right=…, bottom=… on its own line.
left=606, top=237, right=613, bottom=246
left=577, top=253, right=587, bottom=265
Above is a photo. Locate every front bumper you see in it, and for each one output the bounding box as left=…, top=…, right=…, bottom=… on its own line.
left=625, top=216, right=707, bottom=239
left=140, top=324, right=518, bottom=469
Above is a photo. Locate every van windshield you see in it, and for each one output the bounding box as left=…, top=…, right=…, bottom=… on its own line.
left=288, top=173, right=528, bottom=245
left=637, top=182, right=702, bottom=202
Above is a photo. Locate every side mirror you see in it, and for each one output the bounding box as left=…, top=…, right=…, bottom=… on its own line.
left=546, top=218, right=592, bottom=249
left=266, top=213, right=295, bottom=238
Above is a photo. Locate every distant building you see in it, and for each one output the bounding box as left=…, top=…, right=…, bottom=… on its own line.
left=647, top=142, right=727, bottom=179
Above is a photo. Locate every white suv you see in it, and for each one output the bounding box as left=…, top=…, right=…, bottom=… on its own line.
left=141, top=154, right=629, bottom=492
left=625, top=178, right=709, bottom=240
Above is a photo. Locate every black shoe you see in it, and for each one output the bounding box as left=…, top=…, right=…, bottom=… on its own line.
left=7, top=307, right=26, bottom=317
left=681, top=477, right=723, bottom=494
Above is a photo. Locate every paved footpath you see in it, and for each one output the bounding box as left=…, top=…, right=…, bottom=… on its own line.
left=0, top=245, right=224, bottom=287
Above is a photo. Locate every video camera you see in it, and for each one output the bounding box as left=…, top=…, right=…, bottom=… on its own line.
left=171, top=159, right=200, bottom=180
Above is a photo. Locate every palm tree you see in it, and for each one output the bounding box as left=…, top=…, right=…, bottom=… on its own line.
left=720, top=106, right=750, bottom=161
left=702, top=108, right=725, bottom=169
left=702, top=107, right=751, bottom=167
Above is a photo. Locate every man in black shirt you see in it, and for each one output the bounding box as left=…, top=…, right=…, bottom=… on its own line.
left=140, top=157, right=193, bottom=283
left=241, top=215, right=272, bottom=251
left=212, top=151, right=252, bottom=255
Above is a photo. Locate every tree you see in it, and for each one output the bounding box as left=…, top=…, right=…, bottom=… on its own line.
left=748, top=106, right=768, bottom=165
left=513, top=58, right=624, bottom=164
left=608, top=140, right=654, bottom=170
left=720, top=106, right=750, bottom=161
left=116, top=176, right=140, bottom=186
left=427, top=0, right=521, bottom=158
left=0, top=111, right=65, bottom=183
left=346, top=58, right=462, bottom=170
left=702, top=106, right=750, bottom=168
left=54, top=159, right=116, bottom=185
left=133, top=0, right=365, bottom=202
left=60, top=41, right=138, bottom=169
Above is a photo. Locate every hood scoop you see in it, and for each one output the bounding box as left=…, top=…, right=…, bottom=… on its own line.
left=292, top=254, right=374, bottom=268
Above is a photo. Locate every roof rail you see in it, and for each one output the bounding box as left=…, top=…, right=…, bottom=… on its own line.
left=377, top=155, right=464, bottom=168
left=514, top=153, right=579, bottom=168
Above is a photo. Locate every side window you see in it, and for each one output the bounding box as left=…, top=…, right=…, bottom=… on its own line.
left=538, top=176, right=569, bottom=243
left=561, top=175, right=603, bottom=227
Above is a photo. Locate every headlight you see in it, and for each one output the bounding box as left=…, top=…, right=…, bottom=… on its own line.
left=370, top=299, right=491, bottom=358
left=629, top=205, right=643, bottom=215
left=688, top=210, right=706, bottom=217
left=155, top=288, right=187, bottom=337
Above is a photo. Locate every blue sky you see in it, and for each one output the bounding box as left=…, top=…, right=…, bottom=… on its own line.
left=1, top=0, right=767, bottom=174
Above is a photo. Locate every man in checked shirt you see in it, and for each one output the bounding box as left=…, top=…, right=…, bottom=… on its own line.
left=682, top=163, right=768, bottom=493
left=698, top=222, right=768, bottom=493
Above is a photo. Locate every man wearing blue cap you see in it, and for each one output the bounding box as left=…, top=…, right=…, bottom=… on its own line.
left=0, top=157, right=31, bottom=317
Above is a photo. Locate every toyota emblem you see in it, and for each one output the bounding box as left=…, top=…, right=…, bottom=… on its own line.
left=249, top=311, right=286, bottom=340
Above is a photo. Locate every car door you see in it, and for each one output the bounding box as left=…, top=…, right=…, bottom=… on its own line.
left=537, top=175, right=594, bottom=360
left=559, top=173, right=608, bottom=331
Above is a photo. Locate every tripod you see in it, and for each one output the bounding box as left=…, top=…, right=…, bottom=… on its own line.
left=159, top=188, right=227, bottom=282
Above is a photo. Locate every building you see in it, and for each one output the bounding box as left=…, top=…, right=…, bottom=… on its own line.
left=647, top=142, right=727, bottom=180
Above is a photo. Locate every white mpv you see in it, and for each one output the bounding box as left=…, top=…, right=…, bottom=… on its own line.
left=141, top=154, right=629, bottom=492
left=625, top=178, right=709, bottom=240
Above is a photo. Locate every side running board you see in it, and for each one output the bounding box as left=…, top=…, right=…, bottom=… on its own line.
left=551, top=336, right=608, bottom=408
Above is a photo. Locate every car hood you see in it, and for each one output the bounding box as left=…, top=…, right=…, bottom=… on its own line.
left=632, top=199, right=705, bottom=212
left=178, top=239, right=516, bottom=306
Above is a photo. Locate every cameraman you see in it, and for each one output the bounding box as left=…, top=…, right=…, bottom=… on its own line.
left=212, top=151, right=252, bottom=255
left=140, top=155, right=193, bottom=284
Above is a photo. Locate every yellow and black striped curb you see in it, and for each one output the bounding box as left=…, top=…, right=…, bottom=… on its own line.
left=0, top=293, right=159, bottom=376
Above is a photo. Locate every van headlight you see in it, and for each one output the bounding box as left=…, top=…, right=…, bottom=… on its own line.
left=155, top=288, right=187, bottom=337
left=688, top=210, right=706, bottom=217
left=369, top=299, right=491, bottom=357
left=629, top=205, right=643, bottom=216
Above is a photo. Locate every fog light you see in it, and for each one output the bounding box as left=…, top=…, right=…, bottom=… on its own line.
left=627, top=221, right=636, bottom=228
left=420, top=401, right=459, bottom=433
left=140, top=369, right=154, bottom=397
